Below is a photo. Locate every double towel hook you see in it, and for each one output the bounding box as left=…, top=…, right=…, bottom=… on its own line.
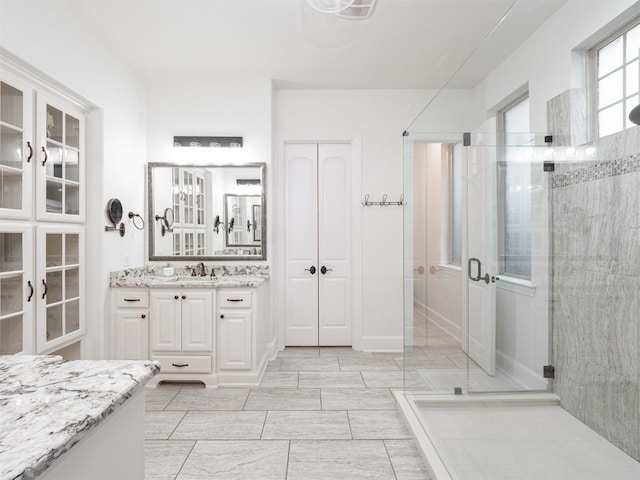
left=362, top=193, right=405, bottom=207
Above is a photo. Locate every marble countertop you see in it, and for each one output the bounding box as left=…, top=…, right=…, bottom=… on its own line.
left=110, top=265, right=269, bottom=288
left=0, top=355, right=159, bottom=480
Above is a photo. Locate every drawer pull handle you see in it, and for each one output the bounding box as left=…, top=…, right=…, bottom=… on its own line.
left=171, top=363, right=189, bottom=368
left=227, top=299, right=243, bottom=302
left=124, top=298, right=141, bottom=302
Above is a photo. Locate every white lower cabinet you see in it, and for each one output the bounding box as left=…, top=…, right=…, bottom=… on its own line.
left=149, top=289, right=214, bottom=384
left=217, top=289, right=253, bottom=370
left=113, top=289, right=149, bottom=360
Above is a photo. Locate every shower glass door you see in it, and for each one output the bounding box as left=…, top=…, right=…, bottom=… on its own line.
left=464, top=132, right=551, bottom=394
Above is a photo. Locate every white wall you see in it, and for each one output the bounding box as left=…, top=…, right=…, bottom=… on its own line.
left=274, top=89, right=472, bottom=350
left=0, top=1, right=147, bottom=359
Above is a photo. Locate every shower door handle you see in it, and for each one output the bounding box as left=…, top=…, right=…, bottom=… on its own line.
left=468, top=258, right=490, bottom=284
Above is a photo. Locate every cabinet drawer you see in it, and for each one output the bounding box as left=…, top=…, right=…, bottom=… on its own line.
left=217, top=289, right=252, bottom=308
left=152, top=355, right=212, bottom=374
left=115, top=290, right=149, bottom=308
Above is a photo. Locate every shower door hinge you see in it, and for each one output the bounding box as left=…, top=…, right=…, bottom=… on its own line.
left=543, top=161, right=555, bottom=172
left=463, top=132, right=471, bottom=146
left=543, top=365, right=555, bottom=379
left=402, top=130, right=409, bottom=137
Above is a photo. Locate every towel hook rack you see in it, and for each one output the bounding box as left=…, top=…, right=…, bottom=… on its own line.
left=362, top=193, right=406, bottom=207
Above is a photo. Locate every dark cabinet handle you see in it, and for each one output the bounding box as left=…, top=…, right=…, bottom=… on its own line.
left=227, top=299, right=243, bottom=302
left=247, top=220, right=251, bottom=232
left=182, top=295, right=186, bottom=300
left=41, top=279, right=48, bottom=299
left=304, top=266, right=316, bottom=275
left=124, top=298, right=141, bottom=302
left=141, top=314, right=146, bottom=318
left=174, top=295, right=179, bottom=300
left=220, top=314, right=224, bottom=319
left=171, top=363, right=189, bottom=368
left=41, top=147, right=48, bottom=166
left=320, top=266, right=333, bottom=275
left=27, top=281, right=34, bottom=302
left=26, top=141, right=33, bottom=162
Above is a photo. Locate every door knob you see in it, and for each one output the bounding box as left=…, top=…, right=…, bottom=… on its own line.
left=320, top=266, right=333, bottom=275
left=304, top=266, right=316, bottom=275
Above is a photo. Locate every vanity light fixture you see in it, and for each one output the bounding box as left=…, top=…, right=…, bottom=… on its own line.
left=173, top=136, right=243, bottom=148
left=236, top=179, right=261, bottom=186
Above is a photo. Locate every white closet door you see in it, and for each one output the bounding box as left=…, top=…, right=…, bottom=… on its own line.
left=318, top=144, right=352, bottom=346
left=285, top=143, right=319, bottom=346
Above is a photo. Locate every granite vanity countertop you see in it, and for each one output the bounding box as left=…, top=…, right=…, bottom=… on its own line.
left=0, top=355, right=159, bottom=480
left=111, top=273, right=268, bottom=288
left=110, top=266, right=269, bottom=288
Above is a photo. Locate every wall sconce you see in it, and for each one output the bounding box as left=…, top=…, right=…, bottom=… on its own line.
left=214, top=215, right=221, bottom=234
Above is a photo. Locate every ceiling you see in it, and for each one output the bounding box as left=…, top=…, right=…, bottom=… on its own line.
left=31, top=0, right=567, bottom=89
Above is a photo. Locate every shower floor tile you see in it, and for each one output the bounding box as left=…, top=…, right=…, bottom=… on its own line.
left=417, top=402, right=640, bottom=480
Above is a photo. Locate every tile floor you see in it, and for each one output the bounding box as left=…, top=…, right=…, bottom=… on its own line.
left=144, top=347, right=434, bottom=479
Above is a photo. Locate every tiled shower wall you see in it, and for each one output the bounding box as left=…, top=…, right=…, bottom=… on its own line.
left=549, top=91, right=640, bottom=461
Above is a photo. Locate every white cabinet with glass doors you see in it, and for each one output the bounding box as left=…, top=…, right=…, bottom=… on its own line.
left=0, top=66, right=87, bottom=355
left=171, top=167, right=206, bottom=255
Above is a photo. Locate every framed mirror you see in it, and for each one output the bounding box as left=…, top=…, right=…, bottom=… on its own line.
left=148, top=163, right=266, bottom=261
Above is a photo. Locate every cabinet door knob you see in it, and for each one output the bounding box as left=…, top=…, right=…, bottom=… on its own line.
left=182, top=295, right=186, bottom=300
left=174, top=295, right=179, bottom=300
left=220, top=314, right=224, bottom=319
left=141, top=314, right=146, bottom=319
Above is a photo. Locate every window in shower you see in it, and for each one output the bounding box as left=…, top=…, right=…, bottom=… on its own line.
left=498, top=95, right=531, bottom=280
left=448, top=143, right=462, bottom=266
left=592, top=17, right=640, bottom=138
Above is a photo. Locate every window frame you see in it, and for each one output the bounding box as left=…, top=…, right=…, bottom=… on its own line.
left=589, top=16, right=640, bottom=140
left=497, top=93, right=532, bottom=281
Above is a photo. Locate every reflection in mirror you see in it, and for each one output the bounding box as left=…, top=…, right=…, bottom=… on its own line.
left=225, top=194, right=261, bottom=248
left=148, top=163, right=266, bottom=261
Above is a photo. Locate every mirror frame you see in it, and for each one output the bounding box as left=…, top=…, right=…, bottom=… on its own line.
left=147, top=162, right=267, bottom=262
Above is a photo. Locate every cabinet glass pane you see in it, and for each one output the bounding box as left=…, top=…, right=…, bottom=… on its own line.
left=0, top=233, right=22, bottom=272
left=66, top=234, right=79, bottom=264
left=1, top=275, right=23, bottom=316
left=46, top=304, right=63, bottom=341
left=46, top=234, right=63, bottom=267
left=65, top=299, right=79, bottom=334
left=0, top=316, right=22, bottom=355
left=45, top=141, right=63, bottom=178
left=65, top=268, right=79, bottom=299
left=1, top=82, right=23, bottom=128
left=46, top=105, right=63, bottom=143
left=65, top=149, right=79, bottom=182
left=0, top=169, right=22, bottom=210
left=65, top=114, right=80, bottom=149
left=65, top=184, right=80, bottom=215
left=46, top=270, right=63, bottom=304
left=1, top=126, right=23, bottom=168
left=46, top=180, right=63, bottom=214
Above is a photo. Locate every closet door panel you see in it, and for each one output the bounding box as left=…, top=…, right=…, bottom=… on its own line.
left=285, top=144, right=319, bottom=345
left=318, top=144, right=351, bottom=346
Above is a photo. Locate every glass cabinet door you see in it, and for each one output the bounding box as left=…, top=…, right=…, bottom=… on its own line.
left=0, top=78, right=33, bottom=219
left=36, top=226, right=85, bottom=353
left=0, top=226, right=34, bottom=354
left=36, top=94, right=84, bottom=222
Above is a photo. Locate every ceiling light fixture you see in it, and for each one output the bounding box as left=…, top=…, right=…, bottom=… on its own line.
left=306, top=0, right=377, bottom=19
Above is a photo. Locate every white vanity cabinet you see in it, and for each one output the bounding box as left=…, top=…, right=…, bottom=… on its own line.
left=113, top=289, right=149, bottom=360
left=217, top=289, right=253, bottom=371
left=149, top=289, right=215, bottom=385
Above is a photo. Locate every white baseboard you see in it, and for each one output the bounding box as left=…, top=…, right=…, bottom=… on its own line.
left=496, top=350, right=548, bottom=390
left=362, top=335, right=403, bottom=352
left=426, top=307, right=461, bottom=342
